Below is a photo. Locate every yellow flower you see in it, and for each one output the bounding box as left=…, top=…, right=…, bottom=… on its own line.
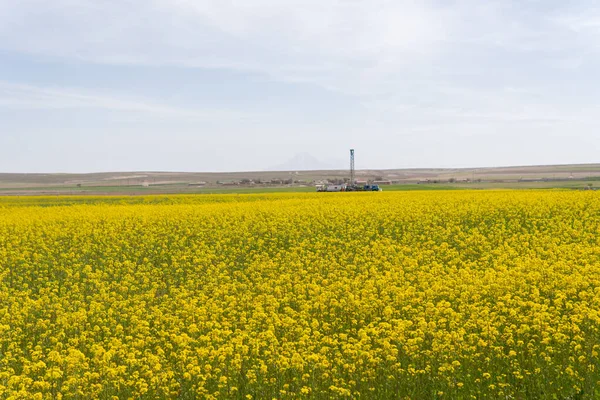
left=1, top=191, right=599, bottom=399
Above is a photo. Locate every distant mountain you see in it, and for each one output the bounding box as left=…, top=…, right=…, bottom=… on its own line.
left=267, top=153, right=341, bottom=171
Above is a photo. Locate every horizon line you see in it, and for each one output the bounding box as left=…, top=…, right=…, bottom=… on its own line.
left=1, top=162, right=600, bottom=176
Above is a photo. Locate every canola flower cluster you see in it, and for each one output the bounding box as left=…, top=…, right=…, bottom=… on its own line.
left=1, top=191, right=600, bottom=399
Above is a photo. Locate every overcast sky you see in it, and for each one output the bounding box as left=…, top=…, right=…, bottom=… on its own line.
left=1, top=0, right=599, bottom=172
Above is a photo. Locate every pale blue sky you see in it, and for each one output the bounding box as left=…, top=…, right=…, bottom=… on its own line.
left=1, top=0, right=599, bottom=172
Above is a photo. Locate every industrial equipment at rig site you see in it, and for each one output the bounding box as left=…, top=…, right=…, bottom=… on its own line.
left=317, top=149, right=382, bottom=192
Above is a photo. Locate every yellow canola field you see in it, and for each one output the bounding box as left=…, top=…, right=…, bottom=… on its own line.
left=1, top=191, right=600, bottom=399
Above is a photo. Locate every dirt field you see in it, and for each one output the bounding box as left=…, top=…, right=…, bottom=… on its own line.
left=1, top=164, right=599, bottom=195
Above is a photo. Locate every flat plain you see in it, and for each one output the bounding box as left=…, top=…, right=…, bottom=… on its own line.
left=1, top=163, right=599, bottom=195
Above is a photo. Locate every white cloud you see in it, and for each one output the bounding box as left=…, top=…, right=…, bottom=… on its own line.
left=0, top=0, right=452, bottom=93
left=1, top=0, right=600, bottom=171
left=2, top=0, right=597, bottom=99
left=553, top=6, right=600, bottom=34
left=0, top=81, right=258, bottom=120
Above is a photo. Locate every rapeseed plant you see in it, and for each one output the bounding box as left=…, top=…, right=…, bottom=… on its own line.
left=0, top=191, right=599, bottom=399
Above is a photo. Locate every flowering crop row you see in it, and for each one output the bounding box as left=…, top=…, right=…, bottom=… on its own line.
left=1, top=191, right=600, bottom=399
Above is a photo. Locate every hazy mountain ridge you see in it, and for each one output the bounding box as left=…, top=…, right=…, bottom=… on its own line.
left=267, top=153, right=345, bottom=171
